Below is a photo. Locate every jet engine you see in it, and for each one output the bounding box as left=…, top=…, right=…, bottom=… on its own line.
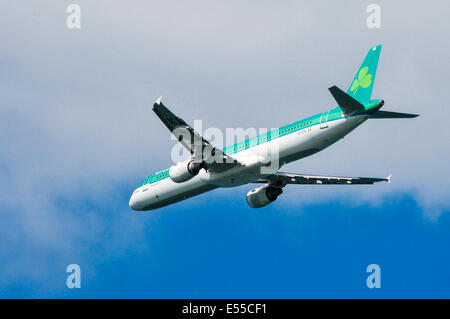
left=169, top=159, right=202, bottom=183
left=246, top=185, right=283, bottom=208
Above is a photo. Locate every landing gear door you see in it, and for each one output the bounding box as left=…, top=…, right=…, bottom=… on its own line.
left=320, top=110, right=330, bottom=129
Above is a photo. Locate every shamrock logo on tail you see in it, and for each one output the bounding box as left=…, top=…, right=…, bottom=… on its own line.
left=350, top=66, right=372, bottom=95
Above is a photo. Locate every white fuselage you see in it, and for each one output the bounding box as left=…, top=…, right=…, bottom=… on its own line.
left=129, top=114, right=368, bottom=211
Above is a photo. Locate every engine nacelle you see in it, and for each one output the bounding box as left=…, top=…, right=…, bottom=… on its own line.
left=169, top=159, right=202, bottom=183
left=246, top=185, right=283, bottom=208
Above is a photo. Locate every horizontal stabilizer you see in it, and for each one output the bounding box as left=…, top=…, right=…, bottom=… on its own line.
left=329, top=85, right=364, bottom=115
left=370, top=110, right=419, bottom=119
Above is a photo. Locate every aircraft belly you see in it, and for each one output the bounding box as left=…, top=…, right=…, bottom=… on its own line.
left=199, top=155, right=267, bottom=187
left=279, top=116, right=365, bottom=164
left=140, top=175, right=216, bottom=211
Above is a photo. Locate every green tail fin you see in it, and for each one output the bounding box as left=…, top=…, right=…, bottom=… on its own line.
left=347, top=45, right=382, bottom=104
left=370, top=110, right=419, bottom=119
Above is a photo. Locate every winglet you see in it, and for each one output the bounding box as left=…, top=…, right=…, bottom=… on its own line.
left=155, top=96, right=163, bottom=105
left=386, top=174, right=392, bottom=184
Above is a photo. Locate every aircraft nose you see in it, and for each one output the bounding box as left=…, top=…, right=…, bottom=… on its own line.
left=129, top=194, right=141, bottom=211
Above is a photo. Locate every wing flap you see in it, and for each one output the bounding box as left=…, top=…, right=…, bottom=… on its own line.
left=255, top=172, right=390, bottom=186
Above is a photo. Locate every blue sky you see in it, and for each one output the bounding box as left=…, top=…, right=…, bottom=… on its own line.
left=3, top=189, right=450, bottom=298
left=1, top=1, right=450, bottom=298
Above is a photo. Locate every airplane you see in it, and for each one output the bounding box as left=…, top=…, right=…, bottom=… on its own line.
left=129, top=45, right=418, bottom=211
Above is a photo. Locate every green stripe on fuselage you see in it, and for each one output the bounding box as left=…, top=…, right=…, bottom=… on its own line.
left=139, top=102, right=378, bottom=187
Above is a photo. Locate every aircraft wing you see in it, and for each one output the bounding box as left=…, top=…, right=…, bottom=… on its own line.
left=254, top=172, right=391, bottom=186
left=152, top=97, right=240, bottom=173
